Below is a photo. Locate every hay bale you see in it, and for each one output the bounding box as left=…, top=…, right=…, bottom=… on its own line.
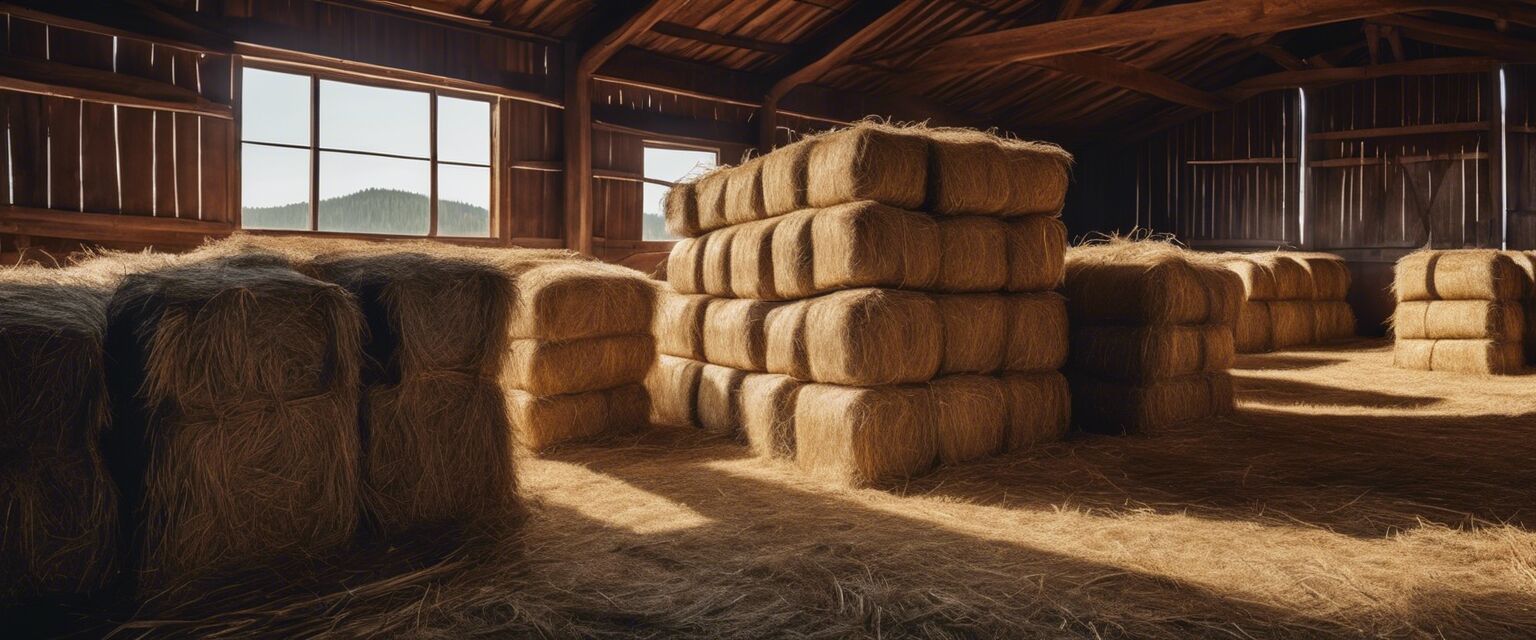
left=697, top=363, right=748, bottom=434
left=1292, top=253, right=1351, bottom=300
left=694, top=168, right=732, bottom=232
left=729, top=216, right=781, bottom=299
left=937, top=216, right=1009, bottom=291
left=1063, top=240, right=1242, bottom=326
left=1216, top=255, right=1279, bottom=301
left=646, top=355, right=704, bottom=428
left=1000, top=372, right=1070, bottom=452
left=1069, top=325, right=1235, bottom=381
left=0, top=267, right=117, bottom=601
left=995, top=136, right=1073, bottom=216
left=509, top=384, right=649, bottom=452
left=1314, top=301, right=1355, bottom=341
left=805, top=124, right=928, bottom=211
left=1393, top=339, right=1524, bottom=375
left=654, top=291, right=708, bottom=361
left=505, top=335, right=656, bottom=396
left=364, top=376, right=518, bottom=535
left=725, top=156, right=767, bottom=226
left=738, top=373, right=802, bottom=460
left=105, top=256, right=363, bottom=592
left=793, top=382, right=935, bottom=486
left=1269, top=300, right=1318, bottom=348
left=1003, top=292, right=1070, bottom=373
left=508, top=260, right=657, bottom=341
left=1235, top=300, right=1273, bottom=353
left=768, top=289, right=943, bottom=386
left=1004, top=215, right=1067, bottom=292
left=931, top=375, right=1006, bottom=465
left=1247, top=254, right=1314, bottom=300
left=663, top=180, right=701, bottom=238
left=1395, top=250, right=1527, bottom=302
left=1071, top=372, right=1234, bottom=435
left=935, top=294, right=1008, bottom=374
left=701, top=298, right=775, bottom=371
left=701, top=225, right=738, bottom=297
left=667, top=237, right=707, bottom=294
left=1393, top=300, right=1524, bottom=340
left=769, top=208, right=818, bottom=299
left=927, top=127, right=1072, bottom=216
left=762, top=136, right=813, bottom=217
left=804, top=202, right=941, bottom=294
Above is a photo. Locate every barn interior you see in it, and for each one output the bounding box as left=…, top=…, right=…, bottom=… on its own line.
left=1, top=0, right=1535, bottom=637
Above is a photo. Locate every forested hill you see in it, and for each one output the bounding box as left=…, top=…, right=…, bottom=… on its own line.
left=242, top=188, right=488, bottom=236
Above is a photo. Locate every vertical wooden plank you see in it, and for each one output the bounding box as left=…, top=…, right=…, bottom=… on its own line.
left=79, top=102, right=118, bottom=213
left=45, top=97, right=81, bottom=212
left=118, top=107, right=155, bottom=215
left=175, top=112, right=201, bottom=218
left=4, top=92, right=49, bottom=209
left=200, top=117, right=231, bottom=222
left=154, top=111, right=179, bottom=216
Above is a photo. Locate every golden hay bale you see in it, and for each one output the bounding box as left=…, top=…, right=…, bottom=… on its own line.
left=105, top=257, right=362, bottom=592
left=728, top=216, right=781, bottom=299
left=1215, top=255, right=1279, bottom=301
left=1003, top=292, right=1070, bottom=373
left=1071, top=372, right=1234, bottom=435
left=654, top=291, right=708, bottom=362
left=1291, top=253, right=1351, bottom=300
left=701, top=225, right=738, bottom=296
left=1269, top=300, right=1318, bottom=348
left=667, top=237, right=707, bottom=294
left=1392, top=300, right=1524, bottom=340
left=935, top=294, right=1008, bottom=374
left=1392, top=338, right=1524, bottom=375
left=931, top=375, right=1007, bottom=465
left=1069, top=325, right=1235, bottom=382
left=738, top=373, right=802, bottom=460
left=1313, top=301, right=1355, bottom=342
left=694, top=168, right=732, bottom=232
left=701, top=298, right=775, bottom=371
left=646, top=355, right=704, bottom=428
left=697, top=363, right=749, bottom=434
left=508, top=384, right=650, bottom=452
left=1000, top=372, right=1070, bottom=452
left=725, top=156, right=767, bottom=226
left=1, top=267, right=118, bottom=601
left=769, top=208, right=818, bottom=299
left=805, top=124, right=929, bottom=211
left=927, top=127, right=1072, bottom=216
left=806, top=202, right=941, bottom=294
left=762, top=136, right=813, bottom=217
left=937, top=216, right=1009, bottom=291
left=773, top=289, right=943, bottom=385
left=1235, top=300, right=1273, bottom=353
left=363, top=376, right=518, bottom=535
left=1247, top=253, right=1314, bottom=300
left=995, top=136, right=1073, bottom=216
left=1395, top=250, right=1527, bottom=302
left=1005, top=215, right=1068, bottom=292
left=663, top=180, right=701, bottom=238
left=505, top=335, right=656, bottom=396
left=508, top=261, right=657, bottom=341
left=793, top=382, right=935, bottom=487
left=1063, top=240, right=1242, bottom=326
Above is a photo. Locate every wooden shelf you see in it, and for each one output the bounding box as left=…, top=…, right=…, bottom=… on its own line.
left=1186, top=157, right=1295, bottom=166
left=1307, top=122, right=1488, bottom=141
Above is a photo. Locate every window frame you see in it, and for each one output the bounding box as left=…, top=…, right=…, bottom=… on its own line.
left=235, top=59, right=499, bottom=240
left=640, top=139, right=720, bottom=242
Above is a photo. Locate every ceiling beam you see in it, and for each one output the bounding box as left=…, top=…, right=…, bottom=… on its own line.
left=1253, top=43, right=1309, bottom=71
left=1370, top=14, right=1536, bottom=62
left=576, top=1, right=684, bottom=76
left=1027, top=52, right=1231, bottom=111
left=650, top=21, right=795, bottom=56
left=908, top=0, right=1473, bottom=73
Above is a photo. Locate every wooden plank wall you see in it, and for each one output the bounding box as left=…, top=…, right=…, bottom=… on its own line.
left=1308, top=73, right=1492, bottom=251
left=1509, top=64, right=1536, bottom=249
left=0, top=17, right=234, bottom=222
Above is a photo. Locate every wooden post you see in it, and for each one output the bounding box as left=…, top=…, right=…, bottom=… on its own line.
left=563, top=42, right=593, bottom=254
left=1490, top=63, right=1508, bottom=250
left=757, top=96, right=777, bottom=154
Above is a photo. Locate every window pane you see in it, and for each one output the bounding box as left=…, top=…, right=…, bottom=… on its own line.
left=438, top=164, right=491, bottom=237
left=642, top=146, right=717, bottom=241
left=318, top=151, right=430, bottom=235
left=241, top=68, right=310, bottom=146
left=241, top=143, right=310, bottom=230
left=319, top=80, right=429, bottom=157
left=437, top=96, right=490, bottom=165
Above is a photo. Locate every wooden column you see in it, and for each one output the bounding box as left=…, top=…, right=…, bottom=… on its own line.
left=1491, top=63, right=1508, bottom=250
left=563, top=43, right=593, bottom=254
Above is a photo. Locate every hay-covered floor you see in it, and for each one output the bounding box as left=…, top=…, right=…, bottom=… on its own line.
left=120, top=339, right=1536, bottom=638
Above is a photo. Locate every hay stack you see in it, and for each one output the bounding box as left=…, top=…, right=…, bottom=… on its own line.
left=649, top=123, right=1072, bottom=485
left=0, top=266, right=122, bottom=605
left=1064, top=239, right=1240, bottom=434
left=1212, top=251, right=1355, bottom=353
left=104, top=255, right=364, bottom=593
left=1392, top=250, right=1531, bottom=374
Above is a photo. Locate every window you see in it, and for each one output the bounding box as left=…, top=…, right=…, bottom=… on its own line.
left=642, top=144, right=718, bottom=241
left=240, top=67, right=493, bottom=237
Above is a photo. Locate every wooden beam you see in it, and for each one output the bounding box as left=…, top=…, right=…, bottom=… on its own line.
left=1253, top=43, right=1308, bottom=71
left=1028, top=52, right=1231, bottom=110
left=909, top=0, right=1464, bottom=73
left=1370, top=14, right=1536, bottom=62
left=758, top=0, right=925, bottom=151
left=0, top=206, right=234, bottom=247
left=1307, top=121, right=1488, bottom=141
left=650, top=22, right=795, bottom=56
left=565, top=1, right=684, bottom=255
left=0, top=55, right=232, bottom=118
left=1222, top=56, right=1499, bottom=101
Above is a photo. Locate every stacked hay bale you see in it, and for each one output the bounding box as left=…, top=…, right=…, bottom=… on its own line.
left=1063, top=240, right=1243, bottom=435
left=1217, top=252, right=1355, bottom=353
left=650, top=122, right=1074, bottom=485
left=103, top=254, right=365, bottom=594
left=1393, top=249, right=1531, bottom=374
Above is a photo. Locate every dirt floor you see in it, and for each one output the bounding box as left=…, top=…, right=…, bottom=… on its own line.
left=112, top=339, right=1536, bottom=638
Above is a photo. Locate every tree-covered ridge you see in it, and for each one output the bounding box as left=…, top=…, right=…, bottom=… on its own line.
left=243, top=188, right=489, bottom=236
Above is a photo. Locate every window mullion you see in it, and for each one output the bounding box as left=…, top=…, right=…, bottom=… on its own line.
left=310, top=74, right=320, bottom=232
left=429, top=91, right=439, bottom=237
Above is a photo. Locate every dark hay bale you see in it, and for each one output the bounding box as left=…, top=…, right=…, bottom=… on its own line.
left=104, top=256, right=364, bottom=595
left=1071, top=372, right=1234, bottom=435
left=1064, top=239, right=1242, bottom=326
